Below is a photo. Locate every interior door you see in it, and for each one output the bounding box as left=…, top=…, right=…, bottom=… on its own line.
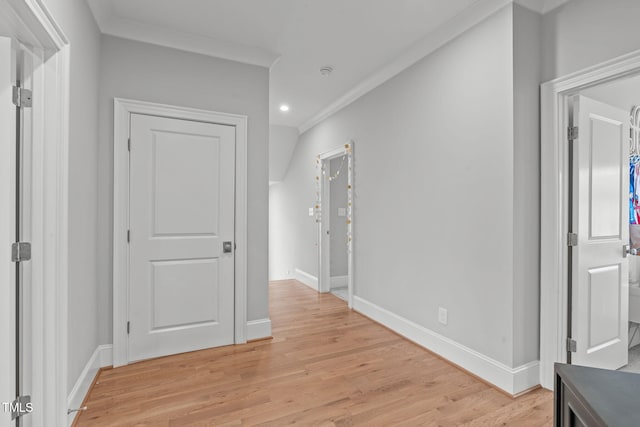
left=0, top=38, right=33, bottom=427
left=571, top=95, right=629, bottom=370
left=0, top=35, right=18, bottom=427
left=129, top=113, right=236, bottom=363
left=15, top=43, right=33, bottom=427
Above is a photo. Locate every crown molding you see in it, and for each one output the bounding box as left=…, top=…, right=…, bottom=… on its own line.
left=86, top=0, right=279, bottom=68
left=298, top=0, right=571, bottom=133
left=514, top=0, right=571, bottom=14
left=298, top=0, right=514, bottom=133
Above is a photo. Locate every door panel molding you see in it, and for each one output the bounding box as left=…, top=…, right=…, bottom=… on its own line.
left=113, top=98, right=248, bottom=367
left=541, top=49, right=640, bottom=390
left=570, top=96, right=629, bottom=370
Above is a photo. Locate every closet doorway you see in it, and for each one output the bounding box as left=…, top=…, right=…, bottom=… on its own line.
left=317, top=143, right=354, bottom=308
left=541, top=67, right=640, bottom=389
left=575, top=77, right=640, bottom=374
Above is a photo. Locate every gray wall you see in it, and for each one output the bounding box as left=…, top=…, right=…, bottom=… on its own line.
left=98, top=35, right=270, bottom=344
left=269, top=125, right=298, bottom=183
left=542, top=0, right=640, bottom=82
left=512, top=5, right=542, bottom=366
left=329, top=156, right=348, bottom=278
left=270, top=6, right=524, bottom=366
left=42, top=0, right=102, bottom=391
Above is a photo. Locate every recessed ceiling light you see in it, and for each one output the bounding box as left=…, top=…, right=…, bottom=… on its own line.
left=279, top=104, right=290, bottom=112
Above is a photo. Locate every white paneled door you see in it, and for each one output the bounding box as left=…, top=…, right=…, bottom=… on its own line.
left=129, top=113, right=236, bottom=362
left=571, top=96, right=629, bottom=370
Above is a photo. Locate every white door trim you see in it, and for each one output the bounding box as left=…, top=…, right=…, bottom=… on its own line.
left=0, top=1, right=70, bottom=425
left=112, top=98, right=248, bottom=367
left=317, top=142, right=354, bottom=308
left=541, top=49, right=640, bottom=390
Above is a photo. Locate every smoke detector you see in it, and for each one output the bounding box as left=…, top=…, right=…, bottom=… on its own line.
left=319, top=66, right=334, bottom=77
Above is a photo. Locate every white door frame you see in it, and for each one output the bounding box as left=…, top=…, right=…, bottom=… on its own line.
left=112, top=98, right=248, bottom=367
left=0, top=0, right=69, bottom=425
left=540, top=49, right=640, bottom=390
left=317, top=142, right=354, bottom=308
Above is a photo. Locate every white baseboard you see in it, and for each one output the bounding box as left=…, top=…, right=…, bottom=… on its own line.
left=269, top=275, right=294, bottom=281
left=67, top=344, right=112, bottom=426
left=353, top=296, right=540, bottom=395
left=247, top=318, right=272, bottom=341
left=330, top=275, right=348, bottom=289
left=294, top=268, right=318, bottom=291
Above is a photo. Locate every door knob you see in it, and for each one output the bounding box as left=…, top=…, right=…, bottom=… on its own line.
left=223, top=241, right=233, bottom=253
left=624, top=244, right=638, bottom=257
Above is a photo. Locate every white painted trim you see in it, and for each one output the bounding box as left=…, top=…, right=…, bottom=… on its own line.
left=353, top=296, right=540, bottom=395
left=514, top=0, right=571, bottom=14
left=48, top=42, right=70, bottom=427
left=294, top=268, right=318, bottom=291
left=66, top=345, right=112, bottom=427
left=85, top=0, right=278, bottom=68
left=0, top=37, right=18, bottom=427
left=246, top=319, right=272, bottom=341
left=0, top=2, right=70, bottom=426
left=331, top=275, right=348, bottom=289
left=113, top=98, right=249, bottom=367
left=298, top=0, right=516, bottom=133
left=540, top=48, right=640, bottom=390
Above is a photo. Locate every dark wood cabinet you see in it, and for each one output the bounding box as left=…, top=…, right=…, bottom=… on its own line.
left=555, top=363, right=640, bottom=427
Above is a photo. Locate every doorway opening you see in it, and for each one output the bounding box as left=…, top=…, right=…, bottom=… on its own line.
left=327, top=155, right=349, bottom=302
left=316, top=142, right=354, bottom=308
left=571, top=77, right=640, bottom=374
left=0, top=1, right=71, bottom=421
left=541, top=51, right=640, bottom=389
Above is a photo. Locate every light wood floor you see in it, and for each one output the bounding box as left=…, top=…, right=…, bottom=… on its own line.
left=76, top=280, right=553, bottom=426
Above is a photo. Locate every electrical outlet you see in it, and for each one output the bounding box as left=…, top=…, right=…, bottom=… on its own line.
left=309, top=207, right=314, bottom=216
left=438, top=307, right=448, bottom=325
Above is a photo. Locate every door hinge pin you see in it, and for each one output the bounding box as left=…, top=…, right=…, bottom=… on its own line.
left=567, top=338, right=577, bottom=353
left=567, top=233, right=578, bottom=247
left=568, top=126, right=579, bottom=141
left=12, top=86, right=32, bottom=108
left=127, top=230, right=130, bottom=243
left=11, top=242, right=31, bottom=262
left=127, top=321, right=130, bottom=334
left=128, top=138, right=131, bottom=151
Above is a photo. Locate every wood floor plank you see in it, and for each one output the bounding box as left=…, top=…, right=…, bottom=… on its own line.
left=75, top=280, right=552, bottom=426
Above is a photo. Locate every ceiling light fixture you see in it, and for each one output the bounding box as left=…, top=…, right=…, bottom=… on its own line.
left=279, top=104, right=290, bottom=112
left=320, top=66, right=334, bottom=77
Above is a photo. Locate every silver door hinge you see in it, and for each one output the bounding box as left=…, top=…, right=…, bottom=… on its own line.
left=127, top=321, right=130, bottom=334
left=127, top=230, right=130, bottom=243
left=9, top=395, right=32, bottom=420
left=567, top=233, right=578, bottom=247
left=11, top=242, right=31, bottom=262
left=128, top=138, right=131, bottom=151
left=567, top=338, right=577, bottom=353
left=12, top=87, right=32, bottom=108
left=568, top=126, right=579, bottom=141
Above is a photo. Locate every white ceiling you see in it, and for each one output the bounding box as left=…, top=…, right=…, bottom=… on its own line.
left=87, top=0, right=570, bottom=130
